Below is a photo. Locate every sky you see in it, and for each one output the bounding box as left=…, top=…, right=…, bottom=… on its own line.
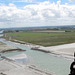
left=0, top=0, right=75, bottom=28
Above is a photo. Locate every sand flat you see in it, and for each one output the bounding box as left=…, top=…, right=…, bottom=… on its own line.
left=0, top=58, right=52, bottom=75
left=46, top=43, right=75, bottom=55
left=36, top=43, right=75, bottom=59
left=0, top=42, right=23, bottom=53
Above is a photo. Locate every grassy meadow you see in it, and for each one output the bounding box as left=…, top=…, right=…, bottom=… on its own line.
left=6, top=31, right=75, bottom=46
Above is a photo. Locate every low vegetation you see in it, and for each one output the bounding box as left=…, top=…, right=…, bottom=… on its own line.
left=6, top=31, right=75, bottom=46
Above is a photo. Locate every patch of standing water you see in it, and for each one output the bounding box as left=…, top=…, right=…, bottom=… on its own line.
left=0, top=39, right=73, bottom=75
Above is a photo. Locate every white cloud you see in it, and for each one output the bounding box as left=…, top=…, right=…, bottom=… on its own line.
left=0, top=1, right=75, bottom=28
left=57, top=0, right=61, bottom=4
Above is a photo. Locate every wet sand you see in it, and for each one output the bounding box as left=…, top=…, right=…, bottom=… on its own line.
left=0, top=42, right=25, bottom=53
left=31, top=43, right=75, bottom=59
left=0, top=56, right=52, bottom=75
left=9, top=39, right=75, bottom=59
left=0, top=41, right=52, bottom=75
left=0, top=39, right=75, bottom=75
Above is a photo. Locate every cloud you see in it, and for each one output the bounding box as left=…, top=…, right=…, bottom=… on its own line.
left=0, top=1, right=75, bottom=28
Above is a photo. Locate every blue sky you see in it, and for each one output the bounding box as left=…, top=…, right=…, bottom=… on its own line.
left=0, top=0, right=75, bottom=6
left=0, top=0, right=75, bottom=28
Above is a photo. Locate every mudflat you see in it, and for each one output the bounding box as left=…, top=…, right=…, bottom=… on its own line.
left=0, top=41, right=52, bottom=75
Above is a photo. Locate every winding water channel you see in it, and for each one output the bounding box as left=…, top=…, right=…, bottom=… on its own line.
left=0, top=39, right=72, bottom=75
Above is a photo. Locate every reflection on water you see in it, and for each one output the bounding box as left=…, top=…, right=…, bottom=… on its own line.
left=0, top=34, right=3, bottom=37
left=0, top=30, right=4, bottom=37
left=0, top=39, right=72, bottom=75
left=15, top=58, right=28, bottom=64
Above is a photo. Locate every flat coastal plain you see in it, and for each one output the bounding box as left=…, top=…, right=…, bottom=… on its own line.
left=6, top=32, right=75, bottom=46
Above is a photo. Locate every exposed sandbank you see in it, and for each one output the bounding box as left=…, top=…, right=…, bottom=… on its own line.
left=31, top=43, right=75, bottom=59
left=7, top=39, right=75, bottom=59
left=0, top=55, right=52, bottom=75
left=0, top=40, right=53, bottom=75
left=0, top=42, right=25, bottom=53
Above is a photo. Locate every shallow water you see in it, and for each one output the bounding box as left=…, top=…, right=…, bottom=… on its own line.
left=0, top=39, right=73, bottom=75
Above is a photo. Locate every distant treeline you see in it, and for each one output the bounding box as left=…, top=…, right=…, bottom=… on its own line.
left=4, top=26, right=75, bottom=33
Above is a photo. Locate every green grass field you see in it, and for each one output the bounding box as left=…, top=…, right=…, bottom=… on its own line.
left=6, top=32, right=75, bottom=46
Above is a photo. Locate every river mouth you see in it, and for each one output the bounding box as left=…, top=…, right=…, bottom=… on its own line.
left=0, top=39, right=72, bottom=75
